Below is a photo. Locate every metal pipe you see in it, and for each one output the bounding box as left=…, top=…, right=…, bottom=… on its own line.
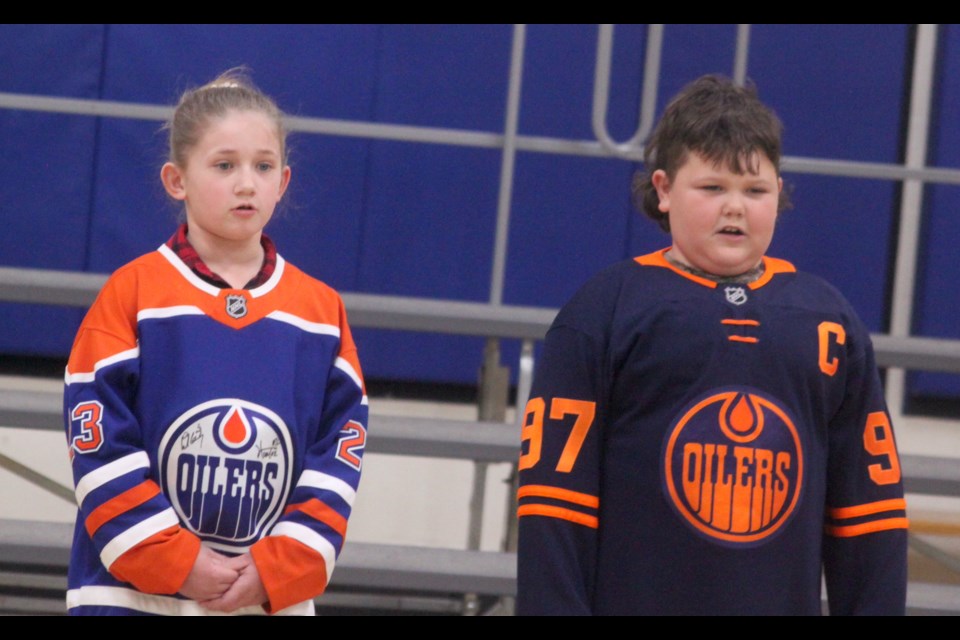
left=592, top=24, right=664, bottom=157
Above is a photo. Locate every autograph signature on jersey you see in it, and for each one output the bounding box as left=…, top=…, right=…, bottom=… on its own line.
left=179, top=425, right=204, bottom=451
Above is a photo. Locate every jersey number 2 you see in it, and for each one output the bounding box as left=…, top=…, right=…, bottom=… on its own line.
left=519, top=397, right=596, bottom=473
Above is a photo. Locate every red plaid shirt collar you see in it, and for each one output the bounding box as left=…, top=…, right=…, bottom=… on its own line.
left=164, top=223, right=277, bottom=290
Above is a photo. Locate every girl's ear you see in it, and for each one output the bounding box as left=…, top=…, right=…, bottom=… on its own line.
left=160, top=162, right=187, bottom=201
left=651, top=169, right=671, bottom=213
left=277, top=165, right=291, bottom=200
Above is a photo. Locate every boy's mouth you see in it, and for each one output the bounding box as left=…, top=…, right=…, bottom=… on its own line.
left=718, top=226, right=745, bottom=236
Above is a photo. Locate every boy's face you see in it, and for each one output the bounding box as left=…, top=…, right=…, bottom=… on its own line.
left=652, top=151, right=782, bottom=277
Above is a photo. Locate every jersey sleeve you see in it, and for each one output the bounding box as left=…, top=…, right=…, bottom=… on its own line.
left=516, top=319, right=606, bottom=615
left=64, top=269, right=201, bottom=595
left=821, top=314, right=908, bottom=615
left=250, top=298, right=368, bottom=614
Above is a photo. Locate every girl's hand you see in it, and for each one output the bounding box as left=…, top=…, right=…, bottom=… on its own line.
left=199, top=553, right=269, bottom=613
left=179, top=545, right=241, bottom=602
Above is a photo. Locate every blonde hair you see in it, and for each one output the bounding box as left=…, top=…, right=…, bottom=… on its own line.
left=165, top=67, right=287, bottom=168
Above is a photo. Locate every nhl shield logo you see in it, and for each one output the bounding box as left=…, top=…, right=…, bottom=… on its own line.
left=724, top=286, right=748, bottom=306
left=225, top=294, right=248, bottom=319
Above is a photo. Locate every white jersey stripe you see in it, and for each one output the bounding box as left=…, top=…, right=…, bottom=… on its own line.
left=66, top=585, right=314, bottom=616
left=157, top=244, right=222, bottom=296
left=266, top=311, right=340, bottom=337
left=75, top=451, right=150, bottom=507
left=64, top=347, right=140, bottom=385
left=297, top=470, right=356, bottom=507
left=270, top=522, right=337, bottom=582
left=137, top=306, right=205, bottom=321
left=100, top=509, right=180, bottom=569
left=335, top=357, right=363, bottom=390
left=250, top=255, right=285, bottom=298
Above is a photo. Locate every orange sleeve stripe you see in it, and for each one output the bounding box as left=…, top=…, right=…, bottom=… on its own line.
left=728, top=336, right=759, bottom=343
left=721, top=319, right=760, bottom=326
left=828, top=498, right=907, bottom=520
left=824, top=517, right=910, bottom=538
left=85, top=481, right=162, bottom=536
left=283, top=499, right=348, bottom=538
left=108, top=525, right=201, bottom=594
left=517, top=485, right=600, bottom=509
left=517, top=504, right=599, bottom=529
left=251, top=535, right=329, bottom=613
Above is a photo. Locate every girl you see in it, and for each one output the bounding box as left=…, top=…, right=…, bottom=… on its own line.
left=63, top=69, right=368, bottom=616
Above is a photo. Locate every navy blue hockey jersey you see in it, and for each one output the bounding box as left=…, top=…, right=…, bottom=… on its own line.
left=63, top=245, right=368, bottom=615
left=516, top=249, right=908, bottom=615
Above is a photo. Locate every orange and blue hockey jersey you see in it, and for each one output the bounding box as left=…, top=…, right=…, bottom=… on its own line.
left=516, top=249, right=908, bottom=615
left=63, top=243, right=367, bottom=615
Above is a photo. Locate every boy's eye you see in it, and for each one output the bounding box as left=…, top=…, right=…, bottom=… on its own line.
left=257, top=162, right=273, bottom=172
left=215, top=161, right=232, bottom=170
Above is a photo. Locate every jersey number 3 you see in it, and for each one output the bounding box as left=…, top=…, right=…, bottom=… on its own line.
left=70, top=401, right=105, bottom=454
left=519, top=397, right=596, bottom=473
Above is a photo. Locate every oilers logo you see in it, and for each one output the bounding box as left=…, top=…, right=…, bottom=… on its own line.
left=662, top=387, right=803, bottom=547
left=158, top=399, right=294, bottom=552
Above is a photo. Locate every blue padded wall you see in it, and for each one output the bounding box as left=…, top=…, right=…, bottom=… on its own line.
left=2, top=24, right=949, bottom=403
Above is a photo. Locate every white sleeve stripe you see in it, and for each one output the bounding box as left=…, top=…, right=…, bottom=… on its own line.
left=297, top=470, right=356, bottom=507
left=64, top=347, right=140, bottom=385
left=75, top=451, right=151, bottom=507
left=266, top=311, right=340, bottom=337
left=335, top=357, right=363, bottom=390
left=270, top=522, right=337, bottom=582
left=361, top=395, right=369, bottom=406
left=100, top=509, right=180, bottom=569
left=137, top=306, right=205, bottom=321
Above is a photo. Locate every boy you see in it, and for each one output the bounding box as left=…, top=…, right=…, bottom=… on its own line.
left=515, top=74, right=908, bottom=615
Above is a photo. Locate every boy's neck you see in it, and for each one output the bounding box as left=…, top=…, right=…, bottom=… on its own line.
left=664, top=250, right=765, bottom=284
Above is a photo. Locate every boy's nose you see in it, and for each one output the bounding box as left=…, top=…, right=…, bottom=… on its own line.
left=722, top=194, right=745, bottom=216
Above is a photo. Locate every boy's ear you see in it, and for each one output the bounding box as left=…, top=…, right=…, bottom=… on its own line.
left=160, top=162, right=187, bottom=201
left=651, top=169, right=671, bottom=213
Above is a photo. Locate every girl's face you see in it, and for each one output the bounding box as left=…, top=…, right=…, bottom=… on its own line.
left=652, top=151, right=781, bottom=277
left=161, top=109, right=290, bottom=253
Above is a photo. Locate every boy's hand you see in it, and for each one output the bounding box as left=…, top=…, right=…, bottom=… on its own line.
left=199, top=553, right=268, bottom=613
left=179, top=545, right=241, bottom=602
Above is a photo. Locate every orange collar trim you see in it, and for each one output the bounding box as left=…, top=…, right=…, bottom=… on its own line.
left=634, top=248, right=796, bottom=289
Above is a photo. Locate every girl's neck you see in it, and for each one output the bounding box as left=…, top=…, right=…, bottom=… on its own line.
left=187, top=228, right=265, bottom=290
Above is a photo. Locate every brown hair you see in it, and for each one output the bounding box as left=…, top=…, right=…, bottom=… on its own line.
left=632, top=74, right=790, bottom=232
left=165, top=67, right=287, bottom=168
